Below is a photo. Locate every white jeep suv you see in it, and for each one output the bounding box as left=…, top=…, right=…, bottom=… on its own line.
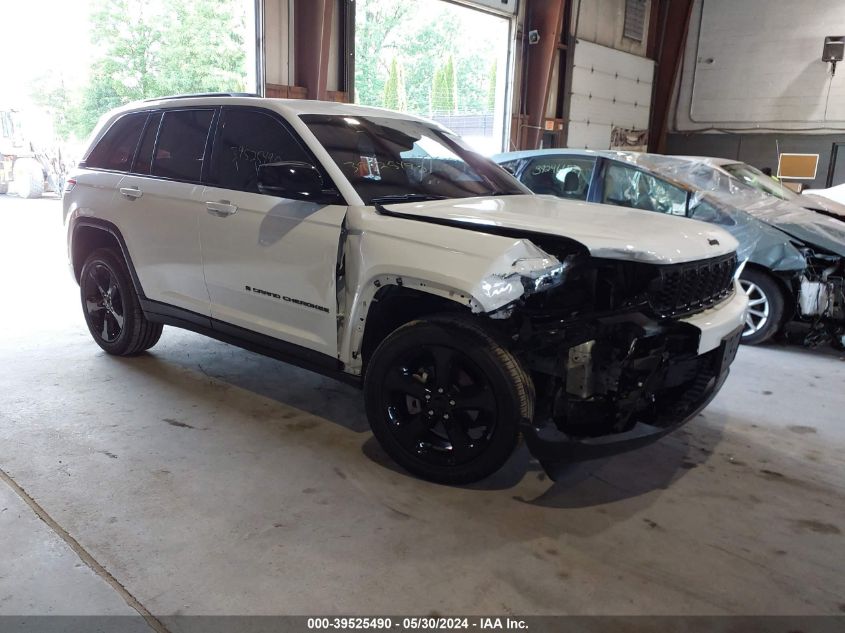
left=64, top=94, right=747, bottom=483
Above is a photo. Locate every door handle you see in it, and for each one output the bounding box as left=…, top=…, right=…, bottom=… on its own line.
left=206, top=200, right=238, bottom=217
left=119, top=187, right=143, bottom=199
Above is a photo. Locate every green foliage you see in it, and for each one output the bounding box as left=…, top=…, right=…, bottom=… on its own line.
left=32, top=0, right=247, bottom=140
left=355, top=0, right=502, bottom=117
left=354, top=1, right=414, bottom=113
left=382, top=58, right=407, bottom=111
left=430, top=56, right=457, bottom=115
left=486, top=60, right=498, bottom=113
left=30, top=72, right=73, bottom=140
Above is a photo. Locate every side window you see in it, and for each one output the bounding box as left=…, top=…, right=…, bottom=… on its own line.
left=689, top=198, right=735, bottom=226
left=602, top=163, right=687, bottom=215
left=151, top=109, right=214, bottom=182
left=211, top=109, right=313, bottom=194
left=132, top=112, right=162, bottom=175
left=522, top=157, right=595, bottom=200
left=84, top=113, right=148, bottom=172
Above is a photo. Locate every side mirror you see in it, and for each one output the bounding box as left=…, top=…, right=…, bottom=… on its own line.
left=257, top=161, right=341, bottom=203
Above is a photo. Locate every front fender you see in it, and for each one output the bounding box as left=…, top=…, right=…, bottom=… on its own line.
left=338, top=208, right=576, bottom=371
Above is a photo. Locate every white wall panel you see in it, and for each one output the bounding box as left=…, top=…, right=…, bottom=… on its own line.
left=264, top=0, right=292, bottom=85
left=566, top=40, right=654, bottom=149
left=567, top=121, right=614, bottom=149
left=675, top=0, right=845, bottom=131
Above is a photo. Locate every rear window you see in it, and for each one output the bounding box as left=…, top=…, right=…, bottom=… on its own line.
left=85, top=113, right=148, bottom=172
left=151, top=109, right=214, bottom=182
left=132, top=112, right=163, bottom=175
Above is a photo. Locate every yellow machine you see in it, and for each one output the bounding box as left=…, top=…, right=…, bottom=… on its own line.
left=0, top=109, right=65, bottom=198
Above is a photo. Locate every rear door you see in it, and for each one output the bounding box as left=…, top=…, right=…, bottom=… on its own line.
left=114, top=108, right=216, bottom=316
left=76, top=111, right=149, bottom=242
left=199, top=107, right=347, bottom=356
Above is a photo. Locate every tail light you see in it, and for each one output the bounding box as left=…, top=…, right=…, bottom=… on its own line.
left=64, top=179, right=76, bottom=194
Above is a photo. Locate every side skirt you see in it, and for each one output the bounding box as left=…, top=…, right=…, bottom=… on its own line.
left=140, top=299, right=361, bottom=388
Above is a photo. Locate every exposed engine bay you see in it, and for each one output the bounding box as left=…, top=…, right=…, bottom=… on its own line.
left=797, top=250, right=845, bottom=320
left=793, top=249, right=845, bottom=347
left=494, top=248, right=742, bottom=454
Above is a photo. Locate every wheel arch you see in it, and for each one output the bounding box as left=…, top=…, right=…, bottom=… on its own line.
left=70, top=219, right=146, bottom=299
left=343, top=277, right=482, bottom=374
left=742, top=262, right=796, bottom=321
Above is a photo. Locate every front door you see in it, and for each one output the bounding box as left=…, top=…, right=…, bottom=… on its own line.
left=198, top=107, right=347, bottom=356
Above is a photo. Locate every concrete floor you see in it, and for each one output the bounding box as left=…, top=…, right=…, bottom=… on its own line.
left=1, top=195, right=844, bottom=619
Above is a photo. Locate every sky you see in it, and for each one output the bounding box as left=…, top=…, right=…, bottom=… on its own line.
left=0, top=0, right=93, bottom=107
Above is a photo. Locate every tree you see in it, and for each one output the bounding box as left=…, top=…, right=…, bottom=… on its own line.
left=354, top=0, right=415, bottom=107
left=30, top=72, right=73, bottom=140
left=155, top=0, right=247, bottom=96
left=382, top=58, right=407, bottom=111
left=354, top=0, right=502, bottom=117
left=34, top=0, right=248, bottom=140
left=430, top=56, right=457, bottom=115
left=486, top=60, right=498, bottom=113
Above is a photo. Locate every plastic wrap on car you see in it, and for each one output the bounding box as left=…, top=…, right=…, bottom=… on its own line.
left=609, top=152, right=845, bottom=267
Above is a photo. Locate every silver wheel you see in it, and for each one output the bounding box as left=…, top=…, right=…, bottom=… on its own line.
left=740, top=279, right=770, bottom=337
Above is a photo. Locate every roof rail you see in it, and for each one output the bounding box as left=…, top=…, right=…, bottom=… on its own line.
left=142, top=92, right=261, bottom=102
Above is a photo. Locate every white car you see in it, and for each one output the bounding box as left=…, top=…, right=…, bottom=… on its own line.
left=682, top=156, right=845, bottom=220
left=63, top=95, right=746, bottom=483
left=804, top=182, right=845, bottom=209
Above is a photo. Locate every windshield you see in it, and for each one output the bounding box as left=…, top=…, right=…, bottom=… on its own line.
left=721, top=163, right=799, bottom=202
left=300, top=114, right=526, bottom=205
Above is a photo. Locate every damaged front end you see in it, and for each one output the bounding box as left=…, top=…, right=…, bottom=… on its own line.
left=795, top=248, right=845, bottom=347
left=493, top=242, right=744, bottom=477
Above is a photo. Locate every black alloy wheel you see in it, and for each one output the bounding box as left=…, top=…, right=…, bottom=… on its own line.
left=83, top=262, right=125, bottom=343
left=79, top=248, right=163, bottom=355
left=364, top=316, right=533, bottom=484
left=381, top=343, right=499, bottom=468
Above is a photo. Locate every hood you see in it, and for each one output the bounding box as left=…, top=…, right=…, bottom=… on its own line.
left=382, top=194, right=737, bottom=265
left=799, top=194, right=845, bottom=220
left=735, top=196, right=845, bottom=258
left=626, top=155, right=845, bottom=261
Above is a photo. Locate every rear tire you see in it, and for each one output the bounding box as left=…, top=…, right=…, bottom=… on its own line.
left=364, top=315, right=534, bottom=484
left=80, top=248, right=163, bottom=355
left=739, top=268, right=784, bottom=345
left=13, top=158, right=44, bottom=199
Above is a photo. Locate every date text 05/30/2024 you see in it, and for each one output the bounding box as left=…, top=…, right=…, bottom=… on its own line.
left=306, top=617, right=529, bottom=630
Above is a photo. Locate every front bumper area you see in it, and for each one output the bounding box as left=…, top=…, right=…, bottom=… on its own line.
left=680, top=281, right=748, bottom=354
left=521, top=316, right=744, bottom=478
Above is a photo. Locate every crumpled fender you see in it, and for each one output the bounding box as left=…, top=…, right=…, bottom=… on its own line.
left=338, top=207, right=579, bottom=370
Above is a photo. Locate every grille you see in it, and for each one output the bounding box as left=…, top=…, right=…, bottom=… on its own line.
left=648, top=254, right=737, bottom=318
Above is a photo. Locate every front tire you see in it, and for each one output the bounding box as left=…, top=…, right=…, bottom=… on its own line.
left=80, top=248, right=163, bottom=355
left=364, top=315, right=534, bottom=484
left=739, top=268, right=784, bottom=345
